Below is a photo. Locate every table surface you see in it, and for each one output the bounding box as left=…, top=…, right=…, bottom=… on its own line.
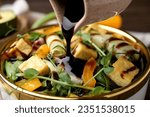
left=1, top=0, right=150, bottom=100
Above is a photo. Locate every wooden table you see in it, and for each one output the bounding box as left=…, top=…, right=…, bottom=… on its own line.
left=1, top=0, right=150, bottom=100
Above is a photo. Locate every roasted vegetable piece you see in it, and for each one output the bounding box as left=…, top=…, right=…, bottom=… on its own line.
left=82, top=58, right=97, bottom=87
left=35, top=44, right=49, bottom=58
left=71, top=35, right=82, bottom=49
left=19, top=55, right=49, bottom=75
left=15, top=78, right=42, bottom=92
left=46, top=35, right=66, bottom=58
left=15, top=39, right=32, bottom=56
left=108, top=56, right=139, bottom=87
left=72, top=43, right=97, bottom=60
left=44, top=25, right=60, bottom=35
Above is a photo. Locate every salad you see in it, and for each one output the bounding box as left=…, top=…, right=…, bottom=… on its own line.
left=1, top=24, right=143, bottom=97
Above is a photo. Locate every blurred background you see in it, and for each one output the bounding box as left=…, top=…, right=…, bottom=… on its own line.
left=1, top=0, right=150, bottom=32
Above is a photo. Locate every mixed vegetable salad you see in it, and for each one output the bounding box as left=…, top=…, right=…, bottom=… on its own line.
left=1, top=24, right=143, bottom=97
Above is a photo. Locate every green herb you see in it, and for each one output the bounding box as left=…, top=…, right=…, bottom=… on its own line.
left=81, top=33, right=92, bottom=46
left=80, top=32, right=106, bottom=56
left=103, top=67, right=114, bottom=74
left=17, top=34, right=24, bottom=39
left=47, top=54, right=57, bottom=68
left=59, top=72, right=72, bottom=84
left=90, top=86, right=109, bottom=96
left=95, top=71, right=110, bottom=90
left=5, top=61, right=22, bottom=82
left=28, top=32, right=46, bottom=41
left=100, top=53, right=112, bottom=67
left=24, top=68, right=39, bottom=79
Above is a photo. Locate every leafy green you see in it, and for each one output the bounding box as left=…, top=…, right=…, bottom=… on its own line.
left=5, top=61, right=22, bottom=81
left=23, top=68, right=39, bottom=79
left=14, top=61, right=23, bottom=72
left=100, top=53, right=112, bottom=67
left=17, top=34, right=24, bottom=39
left=56, top=72, right=72, bottom=96
left=28, top=32, right=46, bottom=41
left=104, top=67, right=114, bottom=74
left=47, top=54, right=57, bottom=68
left=95, top=71, right=110, bottom=90
left=94, top=52, right=114, bottom=90
left=59, top=72, right=72, bottom=84
left=81, top=33, right=91, bottom=46
left=90, top=86, right=109, bottom=96
left=79, top=32, right=106, bottom=56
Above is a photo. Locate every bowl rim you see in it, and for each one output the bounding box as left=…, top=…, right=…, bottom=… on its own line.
left=0, top=24, right=150, bottom=100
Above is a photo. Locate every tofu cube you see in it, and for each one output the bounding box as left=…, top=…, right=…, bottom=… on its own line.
left=15, top=39, right=32, bottom=55
left=108, top=57, right=139, bottom=87
left=19, top=55, right=49, bottom=75
left=73, top=43, right=97, bottom=60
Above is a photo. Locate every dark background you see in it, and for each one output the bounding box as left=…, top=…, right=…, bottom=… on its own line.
left=1, top=0, right=150, bottom=99
left=1, top=0, right=150, bottom=32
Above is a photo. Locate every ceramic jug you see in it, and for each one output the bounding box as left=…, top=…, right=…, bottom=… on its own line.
left=50, top=0, right=132, bottom=32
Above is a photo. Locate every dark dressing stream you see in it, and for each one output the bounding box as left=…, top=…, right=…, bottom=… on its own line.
left=62, top=0, right=85, bottom=77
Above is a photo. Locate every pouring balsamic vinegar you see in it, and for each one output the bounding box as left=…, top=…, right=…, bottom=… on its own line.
left=62, top=0, right=86, bottom=76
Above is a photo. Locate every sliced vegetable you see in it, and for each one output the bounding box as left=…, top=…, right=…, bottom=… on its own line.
left=44, top=25, right=60, bottom=35
left=5, top=61, right=22, bottom=81
left=82, top=58, right=97, bottom=87
left=15, top=78, right=42, bottom=92
left=46, top=35, right=66, bottom=57
left=35, top=44, right=49, bottom=58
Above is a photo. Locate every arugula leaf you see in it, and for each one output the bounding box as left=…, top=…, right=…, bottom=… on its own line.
left=59, top=87, right=69, bottom=96
left=104, top=67, right=114, bottom=74
left=95, top=69, right=111, bottom=90
left=95, top=71, right=106, bottom=83
left=81, top=33, right=92, bottom=46
left=90, top=86, right=109, bottom=96
left=5, top=61, right=22, bottom=81
left=100, top=53, right=112, bottom=67
left=59, top=72, right=72, bottom=84
left=80, top=32, right=106, bottom=56
left=28, top=32, right=46, bottom=41
left=14, top=61, right=23, bottom=72
left=24, top=68, right=39, bottom=79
